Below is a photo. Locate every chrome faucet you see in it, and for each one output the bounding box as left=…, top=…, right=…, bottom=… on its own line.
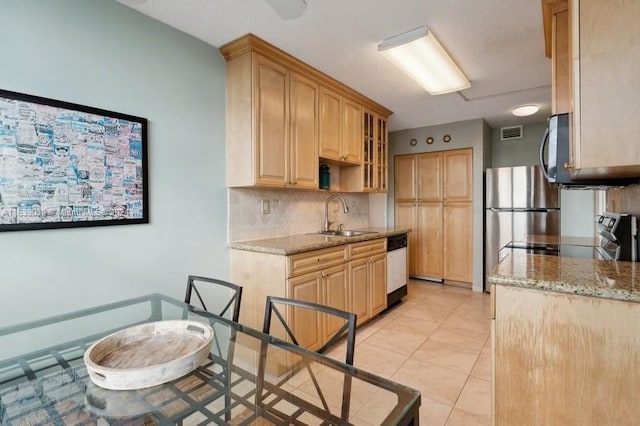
left=323, top=194, right=349, bottom=232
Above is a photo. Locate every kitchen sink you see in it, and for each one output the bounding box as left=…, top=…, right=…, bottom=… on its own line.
left=317, top=230, right=377, bottom=237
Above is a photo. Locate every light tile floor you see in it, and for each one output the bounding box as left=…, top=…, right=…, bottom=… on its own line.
left=329, top=279, right=492, bottom=425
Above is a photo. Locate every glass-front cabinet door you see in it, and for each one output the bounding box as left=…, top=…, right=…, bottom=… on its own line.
left=362, top=111, right=387, bottom=192
left=363, top=110, right=375, bottom=190
left=375, top=116, right=388, bottom=192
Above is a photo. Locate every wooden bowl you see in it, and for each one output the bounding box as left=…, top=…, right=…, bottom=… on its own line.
left=84, top=320, right=213, bottom=390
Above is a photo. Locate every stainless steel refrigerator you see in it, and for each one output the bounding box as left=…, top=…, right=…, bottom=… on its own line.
left=485, top=166, right=560, bottom=290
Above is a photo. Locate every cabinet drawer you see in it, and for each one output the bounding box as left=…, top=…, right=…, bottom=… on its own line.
left=288, top=246, right=347, bottom=278
left=349, top=238, right=386, bottom=260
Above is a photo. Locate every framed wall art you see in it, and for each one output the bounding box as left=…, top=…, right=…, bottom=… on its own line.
left=0, top=89, right=148, bottom=232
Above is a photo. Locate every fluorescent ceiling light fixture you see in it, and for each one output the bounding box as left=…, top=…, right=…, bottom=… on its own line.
left=512, top=104, right=540, bottom=116
left=378, top=26, right=470, bottom=95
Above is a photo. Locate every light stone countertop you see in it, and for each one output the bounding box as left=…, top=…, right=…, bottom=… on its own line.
left=229, top=227, right=411, bottom=255
left=489, top=253, right=640, bottom=303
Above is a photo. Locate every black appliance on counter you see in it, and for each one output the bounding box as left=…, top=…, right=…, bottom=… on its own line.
left=539, top=113, right=638, bottom=188
left=595, top=212, right=638, bottom=261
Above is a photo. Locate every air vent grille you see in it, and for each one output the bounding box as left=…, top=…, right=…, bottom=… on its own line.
left=500, top=125, right=523, bottom=141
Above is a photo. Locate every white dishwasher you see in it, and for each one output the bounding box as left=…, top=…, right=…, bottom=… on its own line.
left=386, top=234, right=408, bottom=308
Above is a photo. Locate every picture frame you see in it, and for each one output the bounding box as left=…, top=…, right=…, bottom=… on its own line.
left=0, top=89, right=149, bottom=232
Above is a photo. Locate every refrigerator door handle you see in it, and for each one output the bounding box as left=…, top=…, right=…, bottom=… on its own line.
left=489, top=207, right=558, bottom=213
left=539, top=127, right=551, bottom=180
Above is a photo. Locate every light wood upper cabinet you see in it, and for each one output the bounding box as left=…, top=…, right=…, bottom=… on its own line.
left=225, top=51, right=312, bottom=188
left=375, top=115, right=388, bottom=192
left=443, top=149, right=472, bottom=202
left=394, top=155, right=417, bottom=202
left=221, top=34, right=392, bottom=191
left=544, top=0, right=571, bottom=114
left=341, top=98, right=362, bottom=163
left=417, top=152, right=442, bottom=202
left=319, top=86, right=362, bottom=164
left=572, top=0, right=640, bottom=178
left=318, top=86, right=342, bottom=160
left=255, top=55, right=289, bottom=186
left=544, top=0, right=640, bottom=179
left=289, top=72, right=319, bottom=189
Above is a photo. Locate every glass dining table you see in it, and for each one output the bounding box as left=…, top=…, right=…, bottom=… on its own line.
left=0, top=293, right=420, bottom=425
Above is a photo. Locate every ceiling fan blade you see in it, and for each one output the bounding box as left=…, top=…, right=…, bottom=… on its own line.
left=264, top=0, right=307, bottom=20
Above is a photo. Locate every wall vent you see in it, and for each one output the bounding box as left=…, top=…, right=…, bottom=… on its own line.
left=500, top=125, right=523, bottom=141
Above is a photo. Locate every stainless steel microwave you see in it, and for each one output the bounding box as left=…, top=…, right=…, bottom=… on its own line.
left=539, top=113, right=637, bottom=188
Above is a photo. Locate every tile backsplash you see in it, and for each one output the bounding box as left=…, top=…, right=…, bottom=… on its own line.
left=228, top=188, right=369, bottom=242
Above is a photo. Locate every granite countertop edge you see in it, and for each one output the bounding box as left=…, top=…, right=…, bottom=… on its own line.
left=489, top=273, right=640, bottom=303
left=229, top=228, right=411, bottom=255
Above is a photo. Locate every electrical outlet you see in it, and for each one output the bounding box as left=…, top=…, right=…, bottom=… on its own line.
left=261, top=199, right=270, bottom=215
left=332, top=203, right=339, bottom=214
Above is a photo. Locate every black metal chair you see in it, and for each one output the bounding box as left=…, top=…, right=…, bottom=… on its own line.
left=184, top=275, right=243, bottom=322
left=262, top=296, right=357, bottom=365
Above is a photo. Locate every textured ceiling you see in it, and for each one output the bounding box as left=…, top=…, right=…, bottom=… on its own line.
left=117, top=0, right=551, bottom=132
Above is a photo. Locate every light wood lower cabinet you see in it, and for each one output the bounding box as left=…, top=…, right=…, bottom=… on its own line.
left=287, top=264, right=348, bottom=351
left=493, top=284, right=640, bottom=425
left=349, top=239, right=387, bottom=325
left=287, top=271, right=323, bottom=351
left=230, top=238, right=388, bottom=352
left=320, top=264, right=349, bottom=345
left=443, top=202, right=472, bottom=283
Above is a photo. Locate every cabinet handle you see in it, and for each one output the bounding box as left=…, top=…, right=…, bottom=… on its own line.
left=563, top=162, right=575, bottom=171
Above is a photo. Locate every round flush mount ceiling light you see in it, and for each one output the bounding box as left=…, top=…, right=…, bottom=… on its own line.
left=512, top=104, right=540, bottom=117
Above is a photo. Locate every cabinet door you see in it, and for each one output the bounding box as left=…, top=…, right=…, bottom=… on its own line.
left=289, top=72, right=318, bottom=189
left=395, top=202, right=417, bottom=276
left=318, top=86, right=342, bottom=160
left=574, top=0, right=640, bottom=176
left=287, top=272, right=323, bottom=351
left=552, top=4, right=571, bottom=114
left=443, top=149, right=472, bottom=202
left=362, top=111, right=375, bottom=191
left=349, top=257, right=370, bottom=325
left=417, top=152, right=442, bottom=202
left=417, top=202, right=443, bottom=279
left=369, top=253, right=387, bottom=317
left=443, top=202, right=473, bottom=283
left=394, top=155, right=417, bottom=202
left=255, top=55, right=289, bottom=186
left=341, top=98, right=362, bottom=163
left=375, top=116, right=388, bottom=191
left=322, top=264, right=349, bottom=344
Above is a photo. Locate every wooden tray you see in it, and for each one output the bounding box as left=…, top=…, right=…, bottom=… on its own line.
left=84, top=320, right=213, bottom=390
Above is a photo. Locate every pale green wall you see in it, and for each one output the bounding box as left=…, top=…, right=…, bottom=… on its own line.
left=388, top=119, right=492, bottom=292
left=0, top=0, right=228, bottom=327
left=491, top=122, right=547, bottom=167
